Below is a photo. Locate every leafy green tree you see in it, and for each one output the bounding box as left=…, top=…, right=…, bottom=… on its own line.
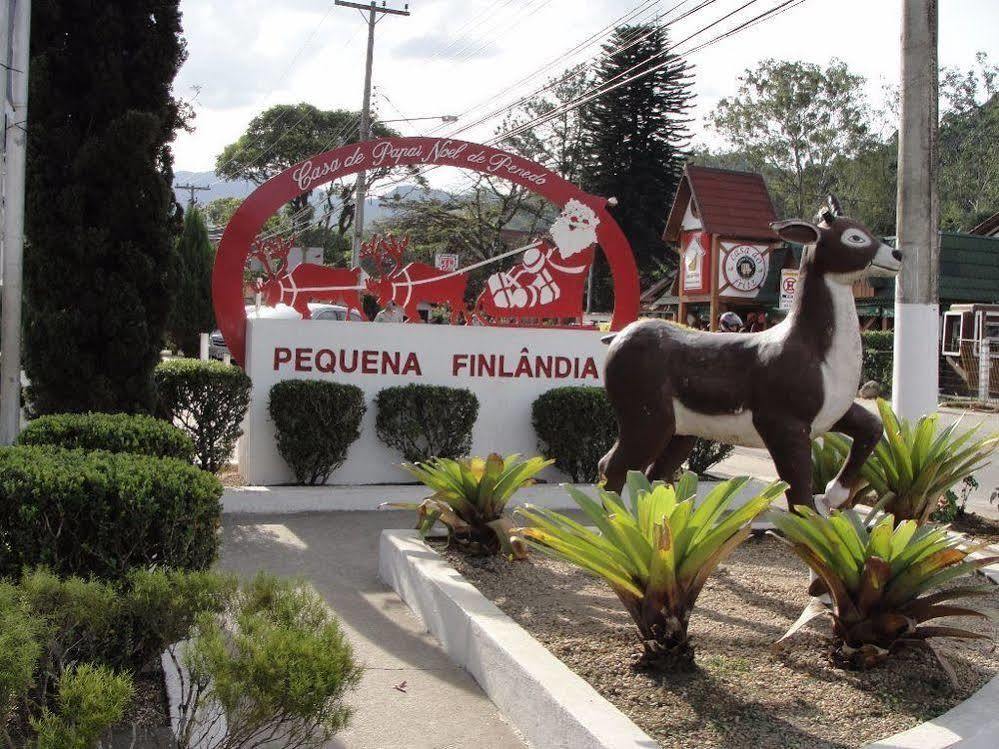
left=708, top=58, right=873, bottom=218
left=937, top=53, right=999, bottom=231
left=215, top=104, right=398, bottom=233
left=203, top=197, right=242, bottom=229
left=581, top=23, right=694, bottom=307
left=168, top=207, right=216, bottom=355
left=25, top=0, right=188, bottom=415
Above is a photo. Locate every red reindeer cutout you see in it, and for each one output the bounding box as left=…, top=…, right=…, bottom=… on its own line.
left=248, top=236, right=366, bottom=320
left=362, top=233, right=468, bottom=323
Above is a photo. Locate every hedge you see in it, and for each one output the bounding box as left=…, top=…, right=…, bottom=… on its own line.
left=17, top=412, right=194, bottom=462
left=861, top=330, right=893, bottom=396
left=0, top=446, right=223, bottom=581
left=268, top=380, right=366, bottom=485
left=532, top=387, right=616, bottom=483
left=375, top=384, right=478, bottom=462
left=155, top=358, right=252, bottom=472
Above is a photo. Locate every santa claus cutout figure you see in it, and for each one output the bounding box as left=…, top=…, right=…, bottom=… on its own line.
left=477, top=199, right=599, bottom=324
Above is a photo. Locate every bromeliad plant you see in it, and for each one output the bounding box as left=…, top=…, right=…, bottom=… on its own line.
left=852, top=399, right=998, bottom=523
left=770, top=506, right=997, bottom=677
left=384, top=454, right=552, bottom=558
left=513, top=472, right=787, bottom=669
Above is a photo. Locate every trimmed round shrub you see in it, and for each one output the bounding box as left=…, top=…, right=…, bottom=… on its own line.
left=17, top=412, right=195, bottom=462
left=375, top=384, right=479, bottom=463
left=532, top=387, right=616, bottom=483
left=0, top=445, right=223, bottom=580
left=155, top=358, right=252, bottom=473
left=268, top=380, right=366, bottom=485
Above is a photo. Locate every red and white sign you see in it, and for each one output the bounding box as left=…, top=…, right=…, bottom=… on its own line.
left=779, top=268, right=799, bottom=310
left=239, top=320, right=607, bottom=485
left=435, top=253, right=459, bottom=272
left=214, top=136, right=641, bottom=366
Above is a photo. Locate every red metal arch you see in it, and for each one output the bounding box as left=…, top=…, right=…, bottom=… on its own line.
left=213, top=137, right=639, bottom=365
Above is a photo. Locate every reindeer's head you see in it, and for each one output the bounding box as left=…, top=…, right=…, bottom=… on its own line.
left=365, top=276, right=391, bottom=305
left=248, top=236, right=295, bottom=304
left=771, top=195, right=902, bottom=285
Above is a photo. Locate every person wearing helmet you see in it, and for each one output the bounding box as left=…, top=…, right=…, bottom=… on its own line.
left=718, top=311, right=743, bottom=332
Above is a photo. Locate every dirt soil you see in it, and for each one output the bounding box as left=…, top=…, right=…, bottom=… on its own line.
left=442, top=536, right=999, bottom=749
left=950, top=512, right=999, bottom=545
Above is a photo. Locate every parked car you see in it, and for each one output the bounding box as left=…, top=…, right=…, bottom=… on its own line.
left=208, top=303, right=364, bottom=361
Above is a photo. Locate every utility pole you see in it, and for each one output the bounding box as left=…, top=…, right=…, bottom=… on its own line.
left=0, top=0, right=30, bottom=444
left=175, top=183, right=211, bottom=207
left=892, top=0, right=939, bottom=420
left=335, top=0, right=410, bottom=268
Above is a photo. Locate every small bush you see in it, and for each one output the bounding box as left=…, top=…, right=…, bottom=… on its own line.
left=532, top=387, right=616, bottom=482
left=268, top=381, right=366, bottom=485
left=0, top=446, right=223, bottom=580
left=686, top=438, right=734, bottom=475
left=155, top=358, right=252, bottom=472
left=17, top=411, right=195, bottom=462
left=174, top=573, right=362, bottom=748
left=375, top=384, right=478, bottom=462
left=31, top=664, right=134, bottom=749
left=1, top=568, right=234, bottom=747
left=861, top=330, right=893, bottom=395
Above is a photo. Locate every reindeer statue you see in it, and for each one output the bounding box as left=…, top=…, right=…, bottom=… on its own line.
left=362, top=233, right=468, bottom=323
left=248, top=236, right=366, bottom=320
left=599, top=196, right=903, bottom=515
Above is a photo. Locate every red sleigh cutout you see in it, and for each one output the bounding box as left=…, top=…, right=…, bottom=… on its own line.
left=474, top=198, right=599, bottom=326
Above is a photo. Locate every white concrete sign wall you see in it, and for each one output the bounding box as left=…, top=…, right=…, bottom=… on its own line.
left=239, top=319, right=609, bottom=485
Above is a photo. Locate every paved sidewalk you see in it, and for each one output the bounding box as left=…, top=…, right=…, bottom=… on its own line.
left=714, top=402, right=999, bottom=519
left=220, top=511, right=527, bottom=749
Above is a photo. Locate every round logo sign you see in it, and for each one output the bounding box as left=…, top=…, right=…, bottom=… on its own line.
left=723, top=245, right=767, bottom=292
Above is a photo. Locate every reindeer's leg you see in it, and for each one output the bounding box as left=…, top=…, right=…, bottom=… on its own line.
left=599, top=400, right=674, bottom=494
left=818, top=403, right=883, bottom=514
left=753, top=415, right=813, bottom=513
left=646, top=435, right=696, bottom=483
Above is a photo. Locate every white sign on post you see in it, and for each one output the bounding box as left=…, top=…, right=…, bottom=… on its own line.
left=779, top=269, right=799, bottom=310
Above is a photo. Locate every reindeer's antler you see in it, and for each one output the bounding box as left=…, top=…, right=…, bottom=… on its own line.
left=360, top=233, right=410, bottom=275
left=248, top=235, right=296, bottom=278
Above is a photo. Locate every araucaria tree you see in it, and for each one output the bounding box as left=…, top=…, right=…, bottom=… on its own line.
left=168, top=207, right=216, bottom=356
left=581, top=24, right=693, bottom=302
left=25, top=1, right=188, bottom=414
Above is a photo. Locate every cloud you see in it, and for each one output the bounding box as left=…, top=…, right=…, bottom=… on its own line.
left=393, top=32, right=499, bottom=61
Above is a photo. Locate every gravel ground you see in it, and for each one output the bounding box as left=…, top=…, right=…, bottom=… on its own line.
left=442, top=536, right=999, bottom=749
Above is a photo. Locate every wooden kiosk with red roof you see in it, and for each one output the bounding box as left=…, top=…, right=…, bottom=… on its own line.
left=664, top=165, right=780, bottom=330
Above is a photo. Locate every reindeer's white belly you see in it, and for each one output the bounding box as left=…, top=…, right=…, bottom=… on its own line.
left=811, top=279, right=862, bottom=437
left=673, top=400, right=766, bottom=448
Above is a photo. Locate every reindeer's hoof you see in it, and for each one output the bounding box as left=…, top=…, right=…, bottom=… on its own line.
left=820, top=480, right=851, bottom=514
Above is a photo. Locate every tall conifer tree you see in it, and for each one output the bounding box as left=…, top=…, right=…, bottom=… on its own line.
left=168, top=206, right=216, bottom=357
left=581, top=24, right=693, bottom=306
left=24, top=1, right=187, bottom=414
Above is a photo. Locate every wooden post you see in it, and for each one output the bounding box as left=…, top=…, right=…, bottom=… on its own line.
left=709, top=236, right=720, bottom=331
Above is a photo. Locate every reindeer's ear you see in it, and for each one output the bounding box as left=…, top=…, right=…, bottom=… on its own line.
left=771, top=219, right=820, bottom=245
left=827, top=194, right=842, bottom=217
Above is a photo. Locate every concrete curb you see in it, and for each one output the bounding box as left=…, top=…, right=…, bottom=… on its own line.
left=379, top=529, right=659, bottom=749
left=161, top=644, right=227, bottom=749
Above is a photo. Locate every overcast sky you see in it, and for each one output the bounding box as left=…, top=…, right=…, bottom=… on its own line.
left=173, top=0, right=998, bottom=177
